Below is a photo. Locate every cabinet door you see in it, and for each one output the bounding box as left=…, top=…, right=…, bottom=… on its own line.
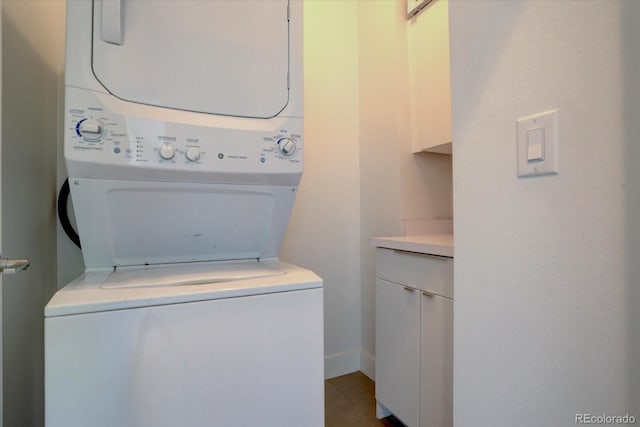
left=420, top=293, right=453, bottom=427
left=408, top=0, right=451, bottom=154
left=375, top=279, right=420, bottom=427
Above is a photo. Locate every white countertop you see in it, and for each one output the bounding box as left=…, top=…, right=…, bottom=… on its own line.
left=370, top=234, right=453, bottom=258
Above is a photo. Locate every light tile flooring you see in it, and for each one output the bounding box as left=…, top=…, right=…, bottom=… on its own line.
left=325, top=371, right=405, bottom=427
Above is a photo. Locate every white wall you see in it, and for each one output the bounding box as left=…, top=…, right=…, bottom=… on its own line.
left=450, top=1, right=639, bottom=424
left=2, top=1, right=65, bottom=425
left=357, top=0, right=453, bottom=379
left=283, top=0, right=454, bottom=379
left=280, top=0, right=362, bottom=379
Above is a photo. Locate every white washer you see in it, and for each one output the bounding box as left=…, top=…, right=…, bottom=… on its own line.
left=45, top=261, right=323, bottom=427
left=45, top=1, right=323, bottom=426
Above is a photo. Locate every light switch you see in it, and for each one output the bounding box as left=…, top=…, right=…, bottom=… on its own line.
left=526, top=127, right=545, bottom=162
left=517, top=109, right=558, bottom=177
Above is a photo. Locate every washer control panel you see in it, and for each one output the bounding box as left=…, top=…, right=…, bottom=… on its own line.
left=65, top=94, right=303, bottom=179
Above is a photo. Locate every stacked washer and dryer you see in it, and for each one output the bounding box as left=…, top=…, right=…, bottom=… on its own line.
left=45, top=1, right=323, bottom=426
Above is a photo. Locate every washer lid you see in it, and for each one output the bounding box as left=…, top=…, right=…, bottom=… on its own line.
left=44, top=261, right=322, bottom=317
left=92, top=0, right=289, bottom=118
left=102, top=262, right=286, bottom=289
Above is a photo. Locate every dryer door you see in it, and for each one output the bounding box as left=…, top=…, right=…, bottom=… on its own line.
left=92, top=0, right=289, bottom=119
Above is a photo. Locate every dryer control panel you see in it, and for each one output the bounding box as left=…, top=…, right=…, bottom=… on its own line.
left=65, top=87, right=303, bottom=186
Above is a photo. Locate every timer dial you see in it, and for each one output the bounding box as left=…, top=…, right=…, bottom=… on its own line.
left=277, top=138, right=296, bottom=156
left=77, top=119, right=104, bottom=141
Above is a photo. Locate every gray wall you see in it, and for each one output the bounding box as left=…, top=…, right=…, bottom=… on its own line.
left=2, top=1, right=65, bottom=426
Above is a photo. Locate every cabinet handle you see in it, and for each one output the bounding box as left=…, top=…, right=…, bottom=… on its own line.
left=404, top=286, right=415, bottom=292
left=422, top=290, right=435, bottom=297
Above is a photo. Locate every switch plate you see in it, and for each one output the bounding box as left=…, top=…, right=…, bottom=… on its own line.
left=517, top=109, right=558, bottom=177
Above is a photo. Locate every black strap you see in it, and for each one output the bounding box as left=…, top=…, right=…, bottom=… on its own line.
left=57, top=178, right=82, bottom=249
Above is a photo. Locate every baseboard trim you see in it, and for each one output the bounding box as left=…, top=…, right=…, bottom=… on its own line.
left=360, top=349, right=375, bottom=381
left=324, top=349, right=361, bottom=379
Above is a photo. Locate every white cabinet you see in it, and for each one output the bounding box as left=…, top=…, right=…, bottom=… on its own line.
left=376, top=278, right=421, bottom=427
left=408, top=0, right=452, bottom=154
left=420, top=288, right=453, bottom=427
left=375, top=247, right=453, bottom=427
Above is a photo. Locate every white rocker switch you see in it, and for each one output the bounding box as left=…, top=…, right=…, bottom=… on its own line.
left=527, top=127, right=545, bottom=162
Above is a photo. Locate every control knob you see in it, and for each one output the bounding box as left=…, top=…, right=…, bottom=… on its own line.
left=185, top=147, right=201, bottom=162
left=277, top=138, right=296, bottom=156
left=77, top=119, right=104, bottom=141
left=159, top=144, right=175, bottom=160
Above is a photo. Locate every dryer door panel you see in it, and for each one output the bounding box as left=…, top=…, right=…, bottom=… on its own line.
left=92, top=0, right=289, bottom=119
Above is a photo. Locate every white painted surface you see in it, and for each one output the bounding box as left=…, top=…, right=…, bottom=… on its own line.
left=403, top=218, right=453, bottom=236
left=370, top=234, right=453, bottom=258
left=2, top=1, right=64, bottom=425
left=357, top=0, right=453, bottom=381
left=281, top=0, right=362, bottom=379
left=450, top=0, right=639, bottom=424
left=408, top=0, right=452, bottom=154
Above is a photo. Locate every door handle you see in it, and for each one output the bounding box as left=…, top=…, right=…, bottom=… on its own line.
left=101, top=0, right=124, bottom=45
left=0, top=258, right=30, bottom=274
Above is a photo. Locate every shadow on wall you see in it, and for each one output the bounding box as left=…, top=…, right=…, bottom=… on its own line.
left=621, top=0, right=640, bottom=415
left=2, top=10, right=61, bottom=427
left=412, top=152, right=453, bottom=218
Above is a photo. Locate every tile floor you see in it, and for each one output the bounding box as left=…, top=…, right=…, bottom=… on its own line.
left=325, top=371, right=405, bottom=427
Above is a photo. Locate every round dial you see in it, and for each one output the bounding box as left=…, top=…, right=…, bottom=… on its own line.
left=159, top=144, right=176, bottom=160
left=185, top=147, right=201, bottom=162
left=277, top=138, right=296, bottom=156
left=77, top=119, right=104, bottom=141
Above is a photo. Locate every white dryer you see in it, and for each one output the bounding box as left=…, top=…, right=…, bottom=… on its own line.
left=45, top=1, right=323, bottom=426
